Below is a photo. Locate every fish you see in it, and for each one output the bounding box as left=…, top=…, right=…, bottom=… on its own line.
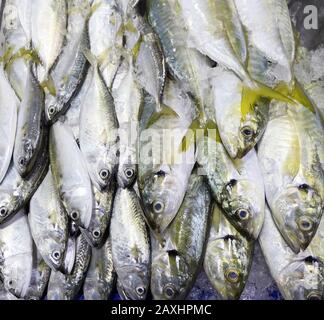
left=1, top=0, right=30, bottom=100
left=0, top=67, right=18, bottom=183
left=204, top=204, right=254, bottom=300
left=259, top=206, right=324, bottom=300
left=112, top=53, right=143, bottom=188
left=128, top=4, right=166, bottom=113
left=88, top=0, right=123, bottom=88
left=212, top=67, right=270, bottom=159
left=47, top=233, right=91, bottom=300
left=83, top=237, right=116, bottom=300
left=29, top=170, right=68, bottom=271
left=151, top=171, right=211, bottom=300
left=45, top=0, right=91, bottom=123
left=79, top=50, right=119, bottom=191
left=24, top=247, right=51, bottom=300
left=81, top=180, right=116, bottom=248
left=31, top=0, right=67, bottom=82
left=197, top=136, right=265, bottom=240
left=13, top=61, right=45, bottom=177
left=110, top=187, right=150, bottom=300
left=0, top=135, right=49, bottom=224
left=177, top=0, right=250, bottom=84
left=258, top=101, right=324, bottom=252
left=233, top=0, right=293, bottom=88
left=49, top=121, right=93, bottom=229
left=0, top=281, right=20, bottom=300
left=0, top=209, right=33, bottom=298
left=138, top=80, right=196, bottom=233
left=147, top=0, right=213, bottom=125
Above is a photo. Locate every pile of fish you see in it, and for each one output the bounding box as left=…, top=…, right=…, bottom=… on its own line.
left=0, top=0, right=323, bottom=300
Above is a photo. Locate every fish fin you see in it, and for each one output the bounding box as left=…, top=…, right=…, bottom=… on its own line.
left=4, top=47, right=41, bottom=72
left=180, top=118, right=201, bottom=152
left=241, top=81, right=295, bottom=118
left=82, top=47, right=98, bottom=69
left=0, top=46, right=15, bottom=65
left=146, top=104, right=178, bottom=128
left=40, top=75, right=57, bottom=96
left=290, top=79, right=316, bottom=113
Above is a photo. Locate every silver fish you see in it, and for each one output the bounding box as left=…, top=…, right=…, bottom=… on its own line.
left=111, top=187, right=150, bottom=300
left=50, top=121, right=93, bottom=229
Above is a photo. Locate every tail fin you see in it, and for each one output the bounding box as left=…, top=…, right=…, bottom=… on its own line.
left=146, top=103, right=178, bottom=128
left=290, top=78, right=316, bottom=113
left=180, top=118, right=219, bottom=152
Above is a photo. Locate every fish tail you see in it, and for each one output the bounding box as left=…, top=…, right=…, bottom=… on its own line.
left=146, top=103, right=179, bottom=128
left=180, top=118, right=220, bottom=152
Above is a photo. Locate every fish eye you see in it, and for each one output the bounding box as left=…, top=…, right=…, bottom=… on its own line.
left=51, top=250, right=61, bottom=261
left=0, top=207, right=8, bottom=217
left=225, top=269, right=240, bottom=283
left=7, top=279, right=15, bottom=288
left=236, top=209, right=250, bottom=220
left=298, top=217, right=313, bottom=231
left=241, top=126, right=254, bottom=139
left=71, top=211, right=80, bottom=221
left=163, top=284, right=177, bottom=299
left=135, top=286, right=146, bottom=296
left=92, top=229, right=101, bottom=239
left=307, top=292, right=322, bottom=300
left=99, top=169, right=110, bottom=180
left=227, top=179, right=237, bottom=188
left=298, top=184, right=311, bottom=191
left=152, top=201, right=164, bottom=214
left=18, top=157, right=26, bottom=167
left=48, top=105, right=56, bottom=116
left=124, top=168, right=134, bottom=179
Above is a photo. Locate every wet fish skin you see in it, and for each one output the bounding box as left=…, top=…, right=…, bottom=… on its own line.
left=0, top=210, right=33, bottom=299
left=204, top=205, right=254, bottom=300
left=50, top=121, right=93, bottom=230
left=258, top=102, right=324, bottom=253
left=45, top=9, right=90, bottom=124
left=81, top=180, right=116, bottom=248
left=0, top=67, right=18, bottom=184
left=79, top=54, right=119, bottom=191
left=259, top=206, right=324, bottom=300
left=111, top=187, right=150, bottom=300
left=151, top=172, right=211, bottom=300
left=29, top=170, right=68, bottom=271
left=83, top=237, right=115, bottom=300
left=13, top=62, right=46, bottom=177
left=0, top=134, right=49, bottom=224
left=197, top=137, right=265, bottom=240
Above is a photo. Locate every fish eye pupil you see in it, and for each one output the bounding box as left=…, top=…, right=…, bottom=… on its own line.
left=53, top=251, right=60, bottom=260
left=239, top=210, right=248, bottom=219
left=298, top=184, right=310, bottom=191
left=92, top=230, right=101, bottom=238
left=241, top=126, right=254, bottom=138
left=0, top=207, right=7, bottom=216
left=49, top=106, right=56, bottom=115
left=153, top=202, right=163, bottom=213
left=136, top=287, right=145, bottom=295
left=229, top=271, right=238, bottom=280
left=19, top=157, right=26, bottom=166
left=71, top=211, right=79, bottom=221
left=298, top=217, right=313, bottom=231
left=125, top=168, right=134, bottom=178
left=99, top=169, right=109, bottom=180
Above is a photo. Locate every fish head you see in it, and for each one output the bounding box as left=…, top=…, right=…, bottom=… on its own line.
left=3, top=254, right=32, bottom=299
left=92, top=155, right=118, bottom=191
left=84, top=279, right=111, bottom=300
left=221, top=178, right=265, bottom=239
left=279, top=256, right=324, bottom=300
left=0, top=197, right=16, bottom=224
left=271, top=185, right=323, bottom=253
left=14, top=138, right=37, bottom=177
left=117, top=265, right=149, bottom=300
left=204, top=236, right=252, bottom=300
left=117, top=164, right=137, bottom=188
left=236, top=97, right=269, bottom=159
left=45, top=97, right=61, bottom=123
left=80, top=213, right=107, bottom=248
left=151, top=250, right=191, bottom=300
left=41, top=235, right=67, bottom=271
left=140, top=170, right=182, bottom=232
